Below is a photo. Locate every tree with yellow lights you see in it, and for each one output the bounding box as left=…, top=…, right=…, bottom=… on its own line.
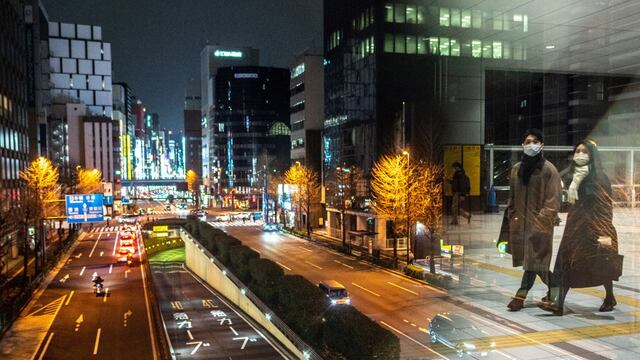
left=284, top=163, right=320, bottom=236
left=186, top=169, right=200, bottom=209
left=75, top=168, right=102, bottom=194
left=412, top=162, right=444, bottom=273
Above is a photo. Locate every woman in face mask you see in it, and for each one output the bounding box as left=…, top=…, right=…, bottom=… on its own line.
left=539, top=140, right=622, bottom=315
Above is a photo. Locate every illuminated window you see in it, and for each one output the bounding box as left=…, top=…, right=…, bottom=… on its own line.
left=493, top=41, right=502, bottom=59
left=384, top=33, right=394, bottom=53
left=483, top=42, right=492, bottom=58
left=439, top=37, right=450, bottom=56
left=524, top=15, right=528, bottom=32
left=451, top=9, right=461, bottom=27
left=472, top=40, right=482, bottom=58
left=395, top=35, right=406, bottom=53
left=406, top=35, right=416, bottom=54
left=417, top=6, right=425, bottom=24
left=394, top=3, right=405, bottom=23
left=461, top=10, right=471, bottom=28
left=417, top=37, right=427, bottom=54
left=472, top=10, right=482, bottom=28
left=370, top=35, right=375, bottom=53
left=429, top=37, right=439, bottom=54
left=406, top=5, right=416, bottom=23
left=385, top=4, right=393, bottom=22
left=440, top=8, right=450, bottom=26
left=450, top=39, right=460, bottom=56
left=493, top=11, right=503, bottom=30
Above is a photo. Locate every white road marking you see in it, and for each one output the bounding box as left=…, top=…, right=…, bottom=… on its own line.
left=125, top=269, right=130, bottom=279
left=333, top=260, right=354, bottom=269
left=381, top=269, right=446, bottom=295
left=380, top=321, right=448, bottom=359
left=229, top=326, right=239, bottom=336
left=170, top=301, right=183, bottom=310
left=103, top=288, right=109, bottom=302
left=387, top=281, right=419, bottom=295
left=186, top=341, right=203, bottom=355
left=92, top=328, right=101, bottom=355
left=89, top=232, right=102, bottom=258
left=276, top=261, right=292, bottom=271
left=187, top=329, right=194, bottom=340
left=59, top=274, right=69, bottom=283
left=37, top=332, right=54, bottom=360
left=79, top=266, right=86, bottom=276
left=137, top=231, right=159, bottom=360
left=112, top=231, right=119, bottom=255
left=65, top=291, right=74, bottom=306
left=304, top=260, right=323, bottom=270
left=351, top=282, right=381, bottom=297
left=418, top=327, right=429, bottom=333
left=109, top=264, right=113, bottom=274
left=300, top=248, right=313, bottom=253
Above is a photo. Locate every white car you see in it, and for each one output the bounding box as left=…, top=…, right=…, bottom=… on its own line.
left=428, top=313, right=495, bottom=357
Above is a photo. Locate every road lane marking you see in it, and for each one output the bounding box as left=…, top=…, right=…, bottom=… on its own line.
left=112, top=231, right=119, bottom=255
left=276, top=261, right=292, bottom=271
left=351, top=282, right=381, bottom=297
left=65, top=291, right=74, bottom=306
left=418, top=327, right=428, bottom=333
left=381, top=269, right=447, bottom=295
left=138, top=234, right=159, bottom=360
left=304, top=260, right=323, bottom=270
left=79, top=266, right=86, bottom=276
left=59, top=274, right=69, bottom=283
left=109, top=264, right=113, bottom=274
left=37, top=332, right=54, bottom=360
left=74, top=253, right=82, bottom=259
left=300, top=248, right=313, bottom=253
left=387, top=281, right=419, bottom=295
left=125, top=269, right=130, bottom=278
left=333, top=260, right=354, bottom=269
left=92, top=328, right=101, bottom=355
left=379, top=321, right=448, bottom=359
left=202, top=299, right=217, bottom=308
left=103, top=288, right=109, bottom=302
left=89, top=232, right=102, bottom=257
left=171, top=301, right=183, bottom=310
left=187, top=329, right=194, bottom=340
left=229, top=326, right=239, bottom=336
left=75, top=314, right=84, bottom=331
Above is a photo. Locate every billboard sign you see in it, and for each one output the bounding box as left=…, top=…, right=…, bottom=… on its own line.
left=65, top=194, right=104, bottom=223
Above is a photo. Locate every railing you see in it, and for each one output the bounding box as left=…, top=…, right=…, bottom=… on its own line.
left=180, top=229, right=322, bottom=360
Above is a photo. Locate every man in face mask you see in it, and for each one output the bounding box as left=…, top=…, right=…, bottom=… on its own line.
left=505, top=128, right=562, bottom=311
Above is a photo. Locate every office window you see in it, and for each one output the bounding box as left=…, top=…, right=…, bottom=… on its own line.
left=472, top=40, right=482, bottom=57
left=513, top=42, right=523, bottom=60
left=451, top=9, right=461, bottom=27
left=503, top=13, right=512, bottom=30
left=384, top=33, right=394, bottom=53
left=395, top=34, right=406, bottom=53
left=493, top=11, right=503, bottom=30
left=370, top=35, right=375, bottom=54
left=395, top=3, right=406, bottom=23
left=483, top=42, right=492, bottom=58
left=493, top=41, right=502, bottom=59
left=450, top=39, right=460, bottom=56
left=429, top=37, right=439, bottom=54
left=503, top=41, right=511, bottom=59
left=439, top=37, right=450, bottom=56
left=440, top=8, right=450, bottom=26
left=417, top=37, right=427, bottom=54
left=406, top=35, right=416, bottom=54
left=406, top=5, right=417, bottom=23
left=417, top=6, right=425, bottom=24
left=461, top=9, right=471, bottom=28
left=385, top=4, right=393, bottom=22
left=472, top=10, right=482, bottom=28
left=524, top=15, right=529, bottom=32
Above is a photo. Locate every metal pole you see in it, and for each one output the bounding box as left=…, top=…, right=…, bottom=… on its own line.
left=405, top=151, right=411, bottom=265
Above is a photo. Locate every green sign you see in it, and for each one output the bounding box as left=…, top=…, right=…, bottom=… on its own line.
left=214, top=50, right=242, bottom=58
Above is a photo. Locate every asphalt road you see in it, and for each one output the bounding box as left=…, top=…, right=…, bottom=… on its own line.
left=31, top=226, right=156, bottom=360
left=149, top=254, right=289, bottom=359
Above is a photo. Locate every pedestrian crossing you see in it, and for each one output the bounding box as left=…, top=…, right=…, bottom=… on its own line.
left=88, top=226, right=121, bottom=233
left=208, top=220, right=264, bottom=228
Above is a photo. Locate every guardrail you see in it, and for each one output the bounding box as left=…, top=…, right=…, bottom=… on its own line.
left=180, top=229, right=322, bottom=360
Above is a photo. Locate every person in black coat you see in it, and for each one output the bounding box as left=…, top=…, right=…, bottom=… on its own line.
left=449, top=162, right=471, bottom=225
left=539, top=140, right=621, bottom=315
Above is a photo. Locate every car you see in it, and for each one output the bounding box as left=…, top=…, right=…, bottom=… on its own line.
left=116, top=248, right=132, bottom=263
left=428, top=313, right=495, bottom=358
left=118, top=214, right=139, bottom=224
left=262, top=223, right=280, bottom=232
left=318, top=280, right=350, bottom=305
left=165, top=205, right=171, bottom=211
left=213, top=214, right=230, bottom=222
left=147, top=208, right=154, bottom=214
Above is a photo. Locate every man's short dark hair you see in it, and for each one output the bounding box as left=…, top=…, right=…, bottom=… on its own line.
left=452, top=162, right=462, bottom=169
left=522, top=128, right=544, bottom=143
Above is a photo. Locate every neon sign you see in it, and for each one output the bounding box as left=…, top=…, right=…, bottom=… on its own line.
left=214, top=50, right=243, bottom=58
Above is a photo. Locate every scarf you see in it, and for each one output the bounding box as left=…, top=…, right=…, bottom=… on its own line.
left=519, top=153, right=543, bottom=185
left=568, top=165, right=589, bottom=204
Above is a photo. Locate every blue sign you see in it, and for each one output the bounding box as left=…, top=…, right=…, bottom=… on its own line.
left=104, top=196, right=113, bottom=205
left=121, top=196, right=130, bottom=205
left=65, top=194, right=105, bottom=223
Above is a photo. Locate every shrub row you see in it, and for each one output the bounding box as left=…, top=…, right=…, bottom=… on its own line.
left=185, top=220, right=400, bottom=359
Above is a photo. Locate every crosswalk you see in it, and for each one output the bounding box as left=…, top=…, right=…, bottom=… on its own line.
left=208, top=220, right=264, bottom=228
left=88, top=226, right=120, bottom=233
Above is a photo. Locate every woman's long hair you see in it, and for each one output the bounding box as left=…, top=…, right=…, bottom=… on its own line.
left=569, top=139, right=603, bottom=182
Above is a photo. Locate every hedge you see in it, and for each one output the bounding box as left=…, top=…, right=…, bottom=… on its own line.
left=248, top=258, right=284, bottom=308
left=228, top=246, right=259, bottom=283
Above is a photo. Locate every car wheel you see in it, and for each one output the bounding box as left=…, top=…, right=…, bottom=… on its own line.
left=455, top=344, right=464, bottom=358
left=429, top=332, right=437, bottom=344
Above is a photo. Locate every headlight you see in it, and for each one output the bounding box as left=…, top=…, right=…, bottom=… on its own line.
left=331, top=299, right=337, bottom=305
left=345, top=298, right=350, bottom=304
left=463, top=342, right=476, bottom=350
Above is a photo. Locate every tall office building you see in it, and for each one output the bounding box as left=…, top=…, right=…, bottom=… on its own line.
left=289, top=51, right=324, bottom=176
left=45, top=21, right=112, bottom=178
left=112, top=82, right=136, bottom=180
left=200, top=45, right=259, bottom=196
left=184, top=78, right=201, bottom=177
left=212, top=66, right=290, bottom=207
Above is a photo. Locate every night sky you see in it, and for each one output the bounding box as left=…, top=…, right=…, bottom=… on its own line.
left=42, top=0, right=323, bottom=130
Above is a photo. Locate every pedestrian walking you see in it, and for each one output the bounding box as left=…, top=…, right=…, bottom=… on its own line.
left=539, top=140, right=622, bottom=315
left=449, top=162, right=471, bottom=225
left=505, top=129, right=562, bottom=311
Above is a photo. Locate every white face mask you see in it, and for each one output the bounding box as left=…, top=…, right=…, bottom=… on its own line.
left=574, top=153, right=590, bottom=166
left=523, top=143, right=542, bottom=157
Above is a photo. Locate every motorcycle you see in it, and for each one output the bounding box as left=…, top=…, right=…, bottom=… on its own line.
left=93, top=276, right=104, bottom=296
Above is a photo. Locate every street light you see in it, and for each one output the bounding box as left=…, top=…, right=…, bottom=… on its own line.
left=402, top=150, right=411, bottom=265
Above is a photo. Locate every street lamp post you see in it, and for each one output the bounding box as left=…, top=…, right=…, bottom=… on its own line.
left=337, top=166, right=347, bottom=252
left=403, top=150, right=411, bottom=265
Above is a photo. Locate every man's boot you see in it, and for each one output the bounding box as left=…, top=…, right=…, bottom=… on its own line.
left=538, top=287, right=563, bottom=316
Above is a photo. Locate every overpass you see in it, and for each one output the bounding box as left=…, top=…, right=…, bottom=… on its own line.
left=121, top=179, right=185, bottom=187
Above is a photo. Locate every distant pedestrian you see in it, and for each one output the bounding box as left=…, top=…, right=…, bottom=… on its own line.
left=539, top=140, right=622, bottom=315
left=505, top=129, right=562, bottom=312
left=449, top=162, right=471, bottom=225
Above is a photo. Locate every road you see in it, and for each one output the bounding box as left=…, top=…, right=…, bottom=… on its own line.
left=149, top=249, right=289, bottom=359
left=223, top=224, right=610, bottom=360
left=30, top=226, right=156, bottom=359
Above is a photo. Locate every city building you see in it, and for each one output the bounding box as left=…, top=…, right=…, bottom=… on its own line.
left=112, top=82, right=136, bottom=180
left=289, top=51, right=324, bottom=176
left=212, top=66, right=290, bottom=208
left=45, top=21, right=112, bottom=179
left=200, top=45, right=259, bottom=196
left=184, top=78, right=201, bottom=177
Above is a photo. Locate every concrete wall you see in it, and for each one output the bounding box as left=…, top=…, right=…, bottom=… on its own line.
left=181, top=231, right=309, bottom=359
